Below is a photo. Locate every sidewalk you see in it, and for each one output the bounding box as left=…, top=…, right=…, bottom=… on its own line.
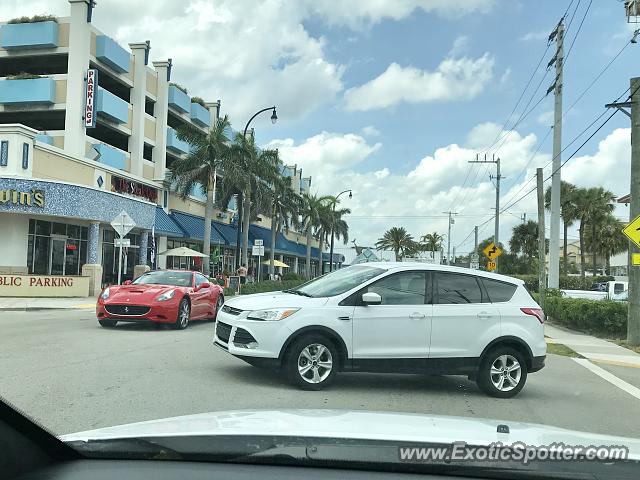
left=545, top=323, right=640, bottom=368
left=0, top=297, right=96, bottom=311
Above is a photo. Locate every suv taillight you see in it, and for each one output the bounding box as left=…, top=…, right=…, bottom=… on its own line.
left=521, top=307, right=545, bottom=324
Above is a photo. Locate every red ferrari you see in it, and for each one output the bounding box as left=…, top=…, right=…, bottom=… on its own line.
left=96, top=270, right=224, bottom=329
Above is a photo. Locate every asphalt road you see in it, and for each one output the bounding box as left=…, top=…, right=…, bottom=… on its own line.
left=1, top=309, right=640, bottom=438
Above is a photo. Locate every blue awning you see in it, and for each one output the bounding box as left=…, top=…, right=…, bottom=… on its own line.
left=154, top=207, right=185, bottom=237
left=212, top=220, right=239, bottom=247
left=170, top=211, right=227, bottom=245
left=249, top=224, right=272, bottom=249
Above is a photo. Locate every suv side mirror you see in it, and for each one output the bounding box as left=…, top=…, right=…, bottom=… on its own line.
left=362, top=292, right=382, bottom=305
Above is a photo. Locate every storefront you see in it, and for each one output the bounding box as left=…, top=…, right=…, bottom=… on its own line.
left=0, top=177, right=155, bottom=296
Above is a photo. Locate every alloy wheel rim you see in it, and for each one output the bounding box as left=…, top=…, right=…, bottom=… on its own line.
left=490, top=354, right=521, bottom=391
left=297, top=343, right=333, bottom=384
left=180, top=302, right=189, bottom=327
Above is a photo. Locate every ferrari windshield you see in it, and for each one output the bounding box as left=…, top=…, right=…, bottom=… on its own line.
left=132, top=271, right=193, bottom=287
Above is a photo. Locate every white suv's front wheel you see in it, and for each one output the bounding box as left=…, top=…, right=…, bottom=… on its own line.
left=477, top=347, right=528, bottom=398
left=285, top=335, right=338, bottom=390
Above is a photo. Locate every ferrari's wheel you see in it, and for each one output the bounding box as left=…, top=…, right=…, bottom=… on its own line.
left=211, top=295, right=224, bottom=322
left=173, top=298, right=190, bottom=330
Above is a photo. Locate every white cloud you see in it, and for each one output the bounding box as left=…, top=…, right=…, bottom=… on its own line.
left=345, top=54, right=494, bottom=111
left=519, top=30, right=549, bottom=42
left=361, top=125, right=381, bottom=137
left=537, top=110, right=554, bottom=125
left=499, top=67, right=512, bottom=87
left=374, top=168, right=390, bottom=179
left=306, top=0, right=495, bottom=29
left=449, top=35, right=470, bottom=57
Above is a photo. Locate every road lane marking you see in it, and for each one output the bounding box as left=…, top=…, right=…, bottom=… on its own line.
left=572, top=358, right=640, bottom=400
left=72, top=304, right=95, bottom=309
left=591, top=358, right=640, bottom=369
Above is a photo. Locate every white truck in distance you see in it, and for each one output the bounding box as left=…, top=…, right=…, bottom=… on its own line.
left=561, top=281, right=628, bottom=301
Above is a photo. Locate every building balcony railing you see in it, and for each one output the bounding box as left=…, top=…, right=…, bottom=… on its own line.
left=34, top=133, right=54, bottom=145
left=91, top=142, right=127, bottom=170
left=95, top=35, right=131, bottom=74
left=96, top=87, right=129, bottom=124
left=0, top=77, right=55, bottom=105
left=190, top=102, right=210, bottom=127
left=0, top=21, right=59, bottom=50
left=166, top=127, right=189, bottom=154
left=168, top=85, right=190, bottom=114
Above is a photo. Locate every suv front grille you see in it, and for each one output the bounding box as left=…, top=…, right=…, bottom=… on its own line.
left=221, top=305, right=243, bottom=316
left=105, top=305, right=150, bottom=316
left=216, top=322, right=232, bottom=343
left=233, top=328, right=257, bottom=345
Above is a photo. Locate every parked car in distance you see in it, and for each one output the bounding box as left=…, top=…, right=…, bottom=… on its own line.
left=563, top=280, right=628, bottom=301
left=97, top=270, right=224, bottom=329
left=213, top=263, right=546, bottom=398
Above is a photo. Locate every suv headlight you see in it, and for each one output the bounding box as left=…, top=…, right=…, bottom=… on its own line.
left=247, top=308, right=299, bottom=321
left=156, top=289, right=176, bottom=302
left=100, top=287, right=110, bottom=300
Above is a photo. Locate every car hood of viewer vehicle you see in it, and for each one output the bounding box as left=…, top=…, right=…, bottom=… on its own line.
left=60, top=409, right=640, bottom=458
left=225, top=291, right=329, bottom=310
left=106, top=284, right=185, bottom=302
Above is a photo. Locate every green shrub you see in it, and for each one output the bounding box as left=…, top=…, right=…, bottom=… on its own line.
left=239, top=279, right=305, bottom=295
left=282, top=272, right=303, bottom=281
left=191, top=96, right=206, bottom=107
left=7, top=72, right=43, bottom=80
left=544, top=297, right=627, bottom=337
left=169, top=82, right=188, bottom=94
left=8, top=14, right=57, bottom=24
left=511, top=274, right=615, bottom=293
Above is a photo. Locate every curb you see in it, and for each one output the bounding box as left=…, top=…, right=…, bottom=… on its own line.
left=0, top=306, right=94, bottom=312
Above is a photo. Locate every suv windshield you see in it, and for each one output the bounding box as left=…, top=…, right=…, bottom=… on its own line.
left=132, top=271, right=192, bottom=287
left=294, top=265, right=385, bottom=297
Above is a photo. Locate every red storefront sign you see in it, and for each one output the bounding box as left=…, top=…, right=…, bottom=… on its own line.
left=111, top=175, right=158, bottom=203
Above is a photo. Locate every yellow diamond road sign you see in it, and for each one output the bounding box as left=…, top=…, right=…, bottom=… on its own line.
left=622, top=214, right=640, bottom=249
left=483, top=242, right=502, bottom=260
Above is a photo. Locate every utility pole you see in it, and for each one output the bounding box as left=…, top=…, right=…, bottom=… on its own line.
left=474, top=226, right=479, bottom=251
left=548, top=20, right=564, bottom=289
left=469, top=154, right=502, bottom=271
left=443, top=211, right=458, bottom=265
left=452, top=247, right=456, bottom=265
left=629, top=76, right=640, bottom=345
left=537, top=168, right=546, bottom=310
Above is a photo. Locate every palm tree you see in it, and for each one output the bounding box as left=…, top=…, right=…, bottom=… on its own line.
left=169, top=115, right=232, bottom=275
left=545, top=181, right=578, bottom=273
left=300, top=193, right=332, bottom=279
left=267, top=176, right=302, bottom=276
left=420, top=232, right=444, bottom=258
left=319, top=198, right=351, bottom=273
left=585, top=214, right=626, bottom=275
left=509, top=221, right=539, bottom=263
left=223, top=133, right=280, bottom=268
left=375, top=227, right=415, bottom=261
left=574, top=187, right=616, bottom=277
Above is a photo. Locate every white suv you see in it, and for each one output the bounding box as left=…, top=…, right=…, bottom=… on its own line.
left=213, top=263, right=546, bottom=398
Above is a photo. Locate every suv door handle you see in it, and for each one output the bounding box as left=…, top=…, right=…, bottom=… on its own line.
left=477, top=312, right=493, bottom=319
left=409, top=312, right=426, bottom=319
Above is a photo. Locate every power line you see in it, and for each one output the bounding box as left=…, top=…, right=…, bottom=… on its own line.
left=563, top=0, right=592, bottom=63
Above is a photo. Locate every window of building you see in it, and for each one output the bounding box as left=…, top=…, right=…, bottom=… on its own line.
left=27, top=220, right=88, bottom=275
left=436, top=273, right=484, bottom=304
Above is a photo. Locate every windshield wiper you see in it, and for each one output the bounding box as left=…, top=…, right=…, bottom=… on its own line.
left=282, top=289, right=313, bottom=297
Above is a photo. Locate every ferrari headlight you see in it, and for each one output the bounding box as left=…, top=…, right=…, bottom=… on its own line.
left=246, top=308, right=299, bottom=321
left=156, top=289, right=176, bottom=302
left=100, top=287, right=110, bottom=300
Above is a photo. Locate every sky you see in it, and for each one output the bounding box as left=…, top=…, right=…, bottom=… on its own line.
left=4, top=0, right=637, bottom=257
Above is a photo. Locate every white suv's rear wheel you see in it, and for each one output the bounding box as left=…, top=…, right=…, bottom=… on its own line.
left=285, top=335, right=338, bottom=390
left=477, top=346, right=528, bottom=398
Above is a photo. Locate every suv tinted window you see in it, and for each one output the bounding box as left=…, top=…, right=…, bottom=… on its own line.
left=364, top=271, right=427, bottom=305
left=481, top=278, right=517, bottom=302
left=436, top=272, right=483, bottom=304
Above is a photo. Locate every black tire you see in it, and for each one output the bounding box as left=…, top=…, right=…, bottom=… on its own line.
left=98, top=319, right=117, bottom=328
left=477, top=346, right=528, bottom=398
left=173, top=298, right=190, bottom=330
left=285, top=335, right=339, bottom=391
left=210, top=295, right=224, bottom=322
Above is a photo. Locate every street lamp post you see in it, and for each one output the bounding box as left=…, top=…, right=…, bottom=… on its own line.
left=329, top=189, right=352, bottom=272
left=234, top=106, right=277, bottom=270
